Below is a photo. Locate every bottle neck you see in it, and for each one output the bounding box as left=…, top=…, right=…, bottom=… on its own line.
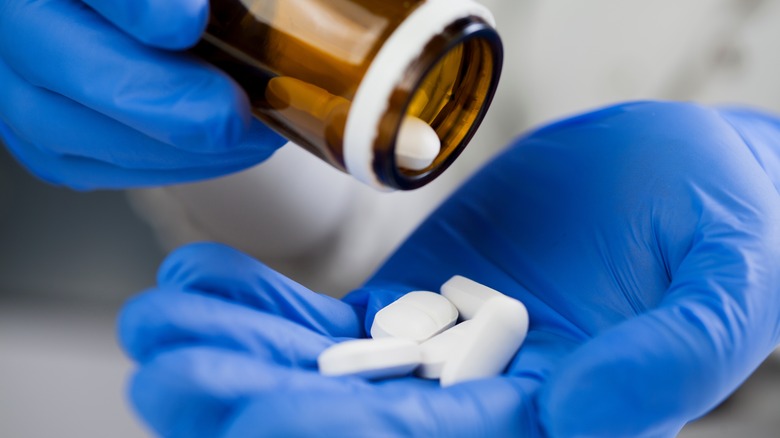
left=344, top=2, right=503, bottom=190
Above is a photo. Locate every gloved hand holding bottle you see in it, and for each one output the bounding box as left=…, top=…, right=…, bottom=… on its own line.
left=0, top=0, right=503, bottom=191
left=0, top=0, right=285, bottom=190
left=119, top=101, right=780, bottom=437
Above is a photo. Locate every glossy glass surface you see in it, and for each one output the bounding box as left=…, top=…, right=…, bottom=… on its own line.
left=197, top=0, right=501, bottom=188
left=199, top=0, right=422, bottom=167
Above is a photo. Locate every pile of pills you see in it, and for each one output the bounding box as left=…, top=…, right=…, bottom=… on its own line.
left=317, top=276, right=529, bottom=387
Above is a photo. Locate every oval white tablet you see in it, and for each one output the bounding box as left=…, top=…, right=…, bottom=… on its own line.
left=395, top=116, right=441, bottom=170
left=371, top=291, right=459, bottom=343
left=440, top=296, right=529, bottom=387
left=318, top=338, right=421, bottom=380
left=441, top=275, right=505, bottom=320
left=416, top=320, right=475, bottom=379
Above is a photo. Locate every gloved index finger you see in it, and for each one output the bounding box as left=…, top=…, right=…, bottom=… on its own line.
left=81, top=0, right=209, bottom=50
left=158, top=243, right=366, bottom=339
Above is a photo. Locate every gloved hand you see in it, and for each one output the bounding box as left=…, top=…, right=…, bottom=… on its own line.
left=119, top=101, right=780, bottom=437
left=0, top=0, right=285, bottom=190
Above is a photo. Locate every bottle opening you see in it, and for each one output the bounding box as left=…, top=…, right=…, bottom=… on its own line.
left=381, top=17, right=503, bottom=190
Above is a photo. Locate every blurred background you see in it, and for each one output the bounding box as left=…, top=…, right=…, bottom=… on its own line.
left=2, top=0, right=780, bottom=436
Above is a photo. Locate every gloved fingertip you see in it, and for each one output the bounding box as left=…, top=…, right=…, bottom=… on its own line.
left=242, top=119, right=288, bottom=153
left=117, top=289, right=166, bottom=361
left=161, top=73, right=255, bottom=154
left=208, top=86, right=253, bottom=152
left=186, top=72, right=289, bottom=156
left=157, top=242, right=243, bottom=286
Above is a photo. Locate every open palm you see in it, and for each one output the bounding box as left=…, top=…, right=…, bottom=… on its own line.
left=120, top=101, right=780, bottom=437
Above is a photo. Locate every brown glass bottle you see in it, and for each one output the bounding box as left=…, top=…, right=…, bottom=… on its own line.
left=195, top=0, right=503, bottom=190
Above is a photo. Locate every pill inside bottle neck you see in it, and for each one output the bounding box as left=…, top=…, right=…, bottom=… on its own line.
left=395, top=115, right=441, bottom=171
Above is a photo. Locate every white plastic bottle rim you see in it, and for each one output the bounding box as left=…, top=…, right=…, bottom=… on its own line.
left=343, top=0, right=497, bottom=191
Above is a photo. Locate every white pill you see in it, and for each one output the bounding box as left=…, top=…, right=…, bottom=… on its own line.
left=318, top=338, right=421, bottom=380
left=395, top=116, right=441, bottom=170
left=371, top=291, right=458, bottom=343
left=441, top=275, right=505, bottom=320
left=416, top=320, right=476, bottom=379
left=440, top=296, right=529, bottom=387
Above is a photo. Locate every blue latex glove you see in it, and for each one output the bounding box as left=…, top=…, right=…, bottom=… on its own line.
left=0, top=0, right=285, bottom=190
left=119, top=101, right=780, bottom=437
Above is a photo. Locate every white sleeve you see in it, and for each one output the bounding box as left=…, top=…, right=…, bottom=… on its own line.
left=128, top=143, right=469, bottom=297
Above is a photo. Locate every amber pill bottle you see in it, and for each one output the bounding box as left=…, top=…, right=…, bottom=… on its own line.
left=196, top=0, right=503, bottom=190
